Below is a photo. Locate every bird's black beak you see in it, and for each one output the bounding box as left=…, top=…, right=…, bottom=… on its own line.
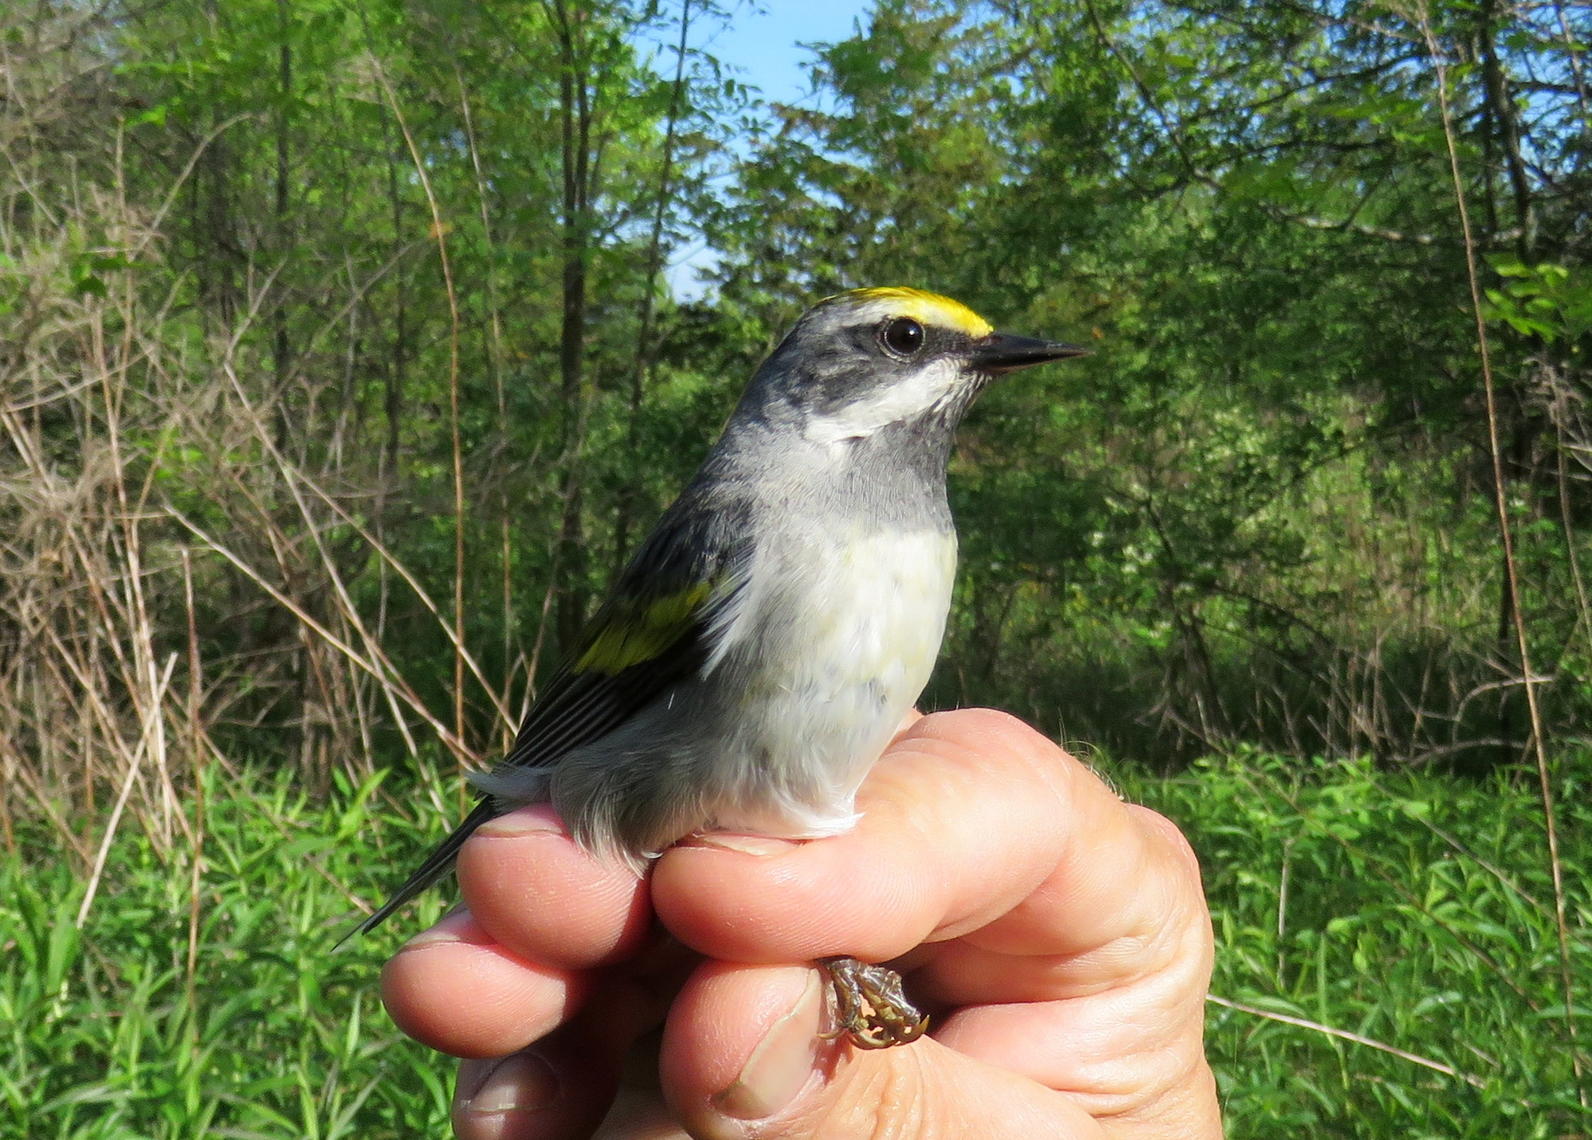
left=968, top=332, right=1091, bottom=375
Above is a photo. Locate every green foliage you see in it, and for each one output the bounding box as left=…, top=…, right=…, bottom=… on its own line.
left=0, top=766, right=454, bottom=1138
left=1108, top=748, right=1592, bottom=1137
left=1484, top=258, right=1592, bottom=344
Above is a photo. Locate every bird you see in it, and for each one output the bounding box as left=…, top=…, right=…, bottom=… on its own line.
left=347, top=286, right=1087, bottom=1047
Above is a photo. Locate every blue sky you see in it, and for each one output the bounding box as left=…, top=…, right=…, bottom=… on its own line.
left=662, top=1, right=875, bottom=296
left=703, top=1, right=872, bottom=108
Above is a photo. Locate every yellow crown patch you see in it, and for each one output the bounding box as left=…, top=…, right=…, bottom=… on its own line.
left=826, top=287, right=993, bottom=339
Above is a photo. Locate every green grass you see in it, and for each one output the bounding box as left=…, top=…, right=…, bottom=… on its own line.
left=1112, top=750, right=1591, bottom=1138
left=2, top=769, right=454, bottom=1139
left=3, top=752, right=1587, bottom=1137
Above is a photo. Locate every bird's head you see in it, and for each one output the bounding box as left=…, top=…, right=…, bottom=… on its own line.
left=745, top=287, right=1088, bottom=446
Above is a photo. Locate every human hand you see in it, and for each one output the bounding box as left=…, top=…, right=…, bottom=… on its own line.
left=380, top=708, right=1221, bottom=1138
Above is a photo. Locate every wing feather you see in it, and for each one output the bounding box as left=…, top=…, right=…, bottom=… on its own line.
left=343, top=491, right=752, bottom=940
left=500, top=500, right=752, bottom=771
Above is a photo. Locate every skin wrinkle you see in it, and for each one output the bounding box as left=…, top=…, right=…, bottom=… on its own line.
left=973, top=809, right=1180, bottom=967
left=877, top=717, right=1168, bottom=983
left=1107, top=1047, right=1219, bottom=1138
left=930, top=868, right=1213, bottom=1114
left=929, top=812, right=1203, bottom=1006
left=937, top=988, right=1202, bottom=1120
left=867, top=728, right=1073, bottom=945
left=1081, top=1024, right=1215, bottom=1130
left=818, top=1043, right=1108, bottom=1140
left=1089, top=967, right=1210, bottom=1105
left=817, top=1048, right=933, bottom=1140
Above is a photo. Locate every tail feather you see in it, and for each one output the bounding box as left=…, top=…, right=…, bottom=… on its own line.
left=335, top=798, right=499, bottom=949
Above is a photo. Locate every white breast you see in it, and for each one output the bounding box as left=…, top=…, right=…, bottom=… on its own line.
left=802, top=528, right=956, bottom=705
left=704, top=524, right=958, bottom=838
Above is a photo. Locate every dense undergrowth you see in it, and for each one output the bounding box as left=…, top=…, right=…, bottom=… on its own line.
left=1122, top=750, right=1591, bottom=1137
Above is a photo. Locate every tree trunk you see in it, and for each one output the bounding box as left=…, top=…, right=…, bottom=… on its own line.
left=551, top=0, right=593, bottom=657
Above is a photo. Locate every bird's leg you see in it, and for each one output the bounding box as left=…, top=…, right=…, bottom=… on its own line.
left=818, top=956, right=929, bottom=1049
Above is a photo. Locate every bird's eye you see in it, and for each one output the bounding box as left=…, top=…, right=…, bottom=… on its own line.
left=879, top=316, right=925, bottom=357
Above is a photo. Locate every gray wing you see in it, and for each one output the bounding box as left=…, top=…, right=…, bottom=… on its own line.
left=342, top=489, right=752, bottom=941
left=500, top=492, right=753, bottom=770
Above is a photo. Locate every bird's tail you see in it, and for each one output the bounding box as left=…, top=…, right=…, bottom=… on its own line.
left=334, top=798, right=498, bottom=949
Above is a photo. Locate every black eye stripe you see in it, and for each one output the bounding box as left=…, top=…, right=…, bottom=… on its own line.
left=879, top=316, right=926, bottom=357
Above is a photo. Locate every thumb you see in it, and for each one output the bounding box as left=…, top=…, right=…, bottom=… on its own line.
left=659, top=964, right=1104, bottom=1140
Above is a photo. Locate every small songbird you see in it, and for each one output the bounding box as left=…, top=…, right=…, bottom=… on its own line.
left=349, top=287, right=1086, bottom=1046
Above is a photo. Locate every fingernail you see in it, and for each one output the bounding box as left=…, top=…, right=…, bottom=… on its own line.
left=688, top=832, right=801, bottom=856
left=459, top=1052, right=559, bottom=1115
left=476, top=804, right=567, bottom=838
left=712, top=969, right=823, bottom=1120
left=400, top=909, right=476, bottom=949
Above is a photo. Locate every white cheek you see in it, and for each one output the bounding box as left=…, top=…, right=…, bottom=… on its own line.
left=802, top=360, right=961, bottom=444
